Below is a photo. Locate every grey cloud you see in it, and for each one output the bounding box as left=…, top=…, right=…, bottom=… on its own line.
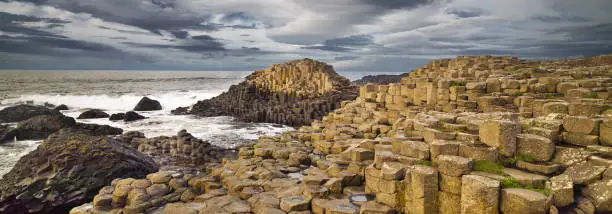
left=532, top=15, right=591, bottom=23
left=122, top=42, right=226, bottom=52
left=324, top=35, right=373, bottom=47
left=445, top=8, right=484, bottom=18
left=301, top=45, right=352, bottom=52
left=151, top=0, right=175, bottom=8
left=0, top=34, right=136, bottom=61
left=0, top=12, right=68, bottom=38
left=170, top=30, right=189, bottom=39
left=221, top=12, right=252, bottom=22
left=302, top=35, right=375, bottom=52
left=191, top=35, right=216, bottom=41
left=13, top=0, right=216, bottom=32
left=1, top=0, right=612, bottom=71
left=335, top=56, right=360, bottom=61
left=361, top=0, right=435, bottom=11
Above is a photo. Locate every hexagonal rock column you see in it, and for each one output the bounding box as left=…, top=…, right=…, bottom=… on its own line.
left=516, top=134, right=555, bottom=161
left=461, top=175, right=500, bottom=214
left=405, top=165, right=439, bottom=214
left=437, top=155, right=472, bottom=214
left=479, top=120, right=520, bottom=157
left=373, top=162, right=409, bottom=210
left=581, top=179, right=612, bottom=213
left=546, top=174, right=573, bottom=207
left=500, top=188, right=548, bottom=214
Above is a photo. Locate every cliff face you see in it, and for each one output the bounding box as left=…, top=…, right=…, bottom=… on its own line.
left=186, top=59, right=358, bottom=127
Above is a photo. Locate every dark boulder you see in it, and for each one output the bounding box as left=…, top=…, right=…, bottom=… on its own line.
left=0, top=125, right=17, bottom=143
left=109, top=113, right=125, bottom=121
left=76, top=109, right=109, bottom=119
left=14, top=114, right=76, bottom=140
left=53, top=104, right=69, bottom=111
left=0, top=104, right=58, bottom=123
left=7, top=115, right=122, bottom=141
left=124, top=111, right=145, bottom=122
left=0, top=129, right=158, bottom=213
left=133, top=97, right=162, bottom=111
left=43, top=102, right=55, bottom=108
left=75, top=123, right=123, bottom=136
left=170, top=106, right=189, bottom=115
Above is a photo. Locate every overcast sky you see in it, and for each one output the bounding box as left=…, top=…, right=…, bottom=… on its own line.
left=0, top=0, right=611, bottom=71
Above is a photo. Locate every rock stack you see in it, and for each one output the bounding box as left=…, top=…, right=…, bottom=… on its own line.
left=72, top=55, right=612, bottom=214
left=182, top=59, right=358, bottom=127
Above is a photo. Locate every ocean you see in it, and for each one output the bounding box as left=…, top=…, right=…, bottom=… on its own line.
left=0, top=69, right=404, bottom=178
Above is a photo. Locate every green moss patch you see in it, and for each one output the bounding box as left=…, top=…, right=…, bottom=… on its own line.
left=473, top=160, right=505, bottom=175
left=502, top=177, right=551, bottom=196
left=415, top=160, right=433, bottom=166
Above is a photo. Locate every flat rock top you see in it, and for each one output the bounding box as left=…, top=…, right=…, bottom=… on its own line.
left=502, top=188, right=548, bottom=201
left=463, top=174, right=501, bottom=187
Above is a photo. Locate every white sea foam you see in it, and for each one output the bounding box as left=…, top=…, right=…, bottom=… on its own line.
left=0, top=140, right=41, bottom=178
left=0, top=90, right=222, bottom=112
left=1, top=89, right=294, bottom=149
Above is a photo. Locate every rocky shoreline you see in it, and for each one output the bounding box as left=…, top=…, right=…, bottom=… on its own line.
left=1, top=55, right=611, bottom=214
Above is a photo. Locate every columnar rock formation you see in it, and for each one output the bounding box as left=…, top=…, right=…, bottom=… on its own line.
left=73, top=55, right=612, bottom=214
left=182, top=59, right=358, bottom=127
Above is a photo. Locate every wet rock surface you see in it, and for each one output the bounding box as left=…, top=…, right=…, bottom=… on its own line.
left=181, top=59, right=358, bottom=127
left=0, top=104, right=59, bottom=123
left=77, top=109, right=109, bottom=119
left=110, top=111, right=146, bottom=122
left=2, top=114, right=124, bottom=142
left=0, top=129, right=158, bottom=213
left=0, top=124, right=17, bottom=143
left=53, top=104, right=69, bottom=111
left=14, top=114, right=77, bottom=140
left=134, top=97, right=162, bottom=111
left=135, top=130, right=231, bottom=167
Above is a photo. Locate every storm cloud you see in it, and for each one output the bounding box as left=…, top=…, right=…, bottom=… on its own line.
left=0, top=0, right=610, bottom=71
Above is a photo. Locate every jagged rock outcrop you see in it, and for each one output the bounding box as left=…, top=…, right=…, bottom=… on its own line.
left=74, top=123, right=123, bottom=136
left=134, top=97, right=162, bottom=111
left=53, top=104, right=69, bottom=111
left=352, top=73, right=408, bottom=85
left=136, top=130, right=229, bottom=167
left=0, top=129, right=158, bottom=214
left=0, top=124, right=17, bottom=143
left=77, top=109, right=109, bottom=119
left=109, top=111, right=145, bottom=122
left=109, top=113, right=126, bottom=121
left=125, top=111, right=145, bottom=122
left=0, top=104, right=59, bottom=123
left=6, top=114, right=123, bottom=141
left=14, top=114, right=77, bottom=140
left=182, top=59, right=358, bottom=127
